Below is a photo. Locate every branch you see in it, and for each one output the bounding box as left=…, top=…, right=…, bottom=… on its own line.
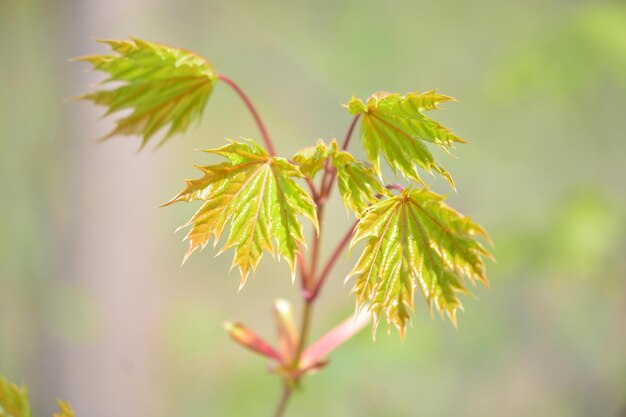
left=307, top=221, right=356, bottom=301
left=218, top=74, right=277, bottom=156
left=341, top=114, right=361, bottom=150
left=308, top=203, right=324, bottom=290
left=385, top=183, right=405, bottom=193
left=322, top=114, right=361, bottom=197
left=273, top=383, right=293, bottom=417
left=297, top=248, right=310, bottom=289
left=304, top=176, right=319, bottom=201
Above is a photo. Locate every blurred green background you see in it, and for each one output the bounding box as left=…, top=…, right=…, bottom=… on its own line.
left=1, top=0, right=625, bottom=416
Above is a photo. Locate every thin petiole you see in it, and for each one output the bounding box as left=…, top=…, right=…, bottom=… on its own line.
left=341, top=115, right=361, bottom=150
left=321, top=114, right=361, bottom=199
left=307, top=221, right=356, bottom=301
left=218, top=73, right=277, bottom=156
left=385, top=183, right=405, bottom=193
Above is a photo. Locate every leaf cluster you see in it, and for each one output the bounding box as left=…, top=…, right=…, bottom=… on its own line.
left=77, top=38, right=493, bottom=336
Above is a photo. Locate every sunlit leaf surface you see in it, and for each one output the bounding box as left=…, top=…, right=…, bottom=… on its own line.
left=346, top=91, right=464, bottom=188
left=293, top=140, right=387, bottom=217
left=164, top=139, right=318, bottom=287
left=76, top=38, right=217, bottom=148
left=348, top=188, right=492, bottom=336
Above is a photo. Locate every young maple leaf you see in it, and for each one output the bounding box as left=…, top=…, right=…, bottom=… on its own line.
left=346, top=91, right=464, bottom=188
left=348, top=187, right=493, bottom=337
left=293, top=140, right=388, bottom=217
left=75, top=38, right=217, bottom=148
left=163, top=139, right=318, bottom=288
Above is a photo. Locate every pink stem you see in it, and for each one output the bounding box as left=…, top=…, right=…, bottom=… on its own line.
left=307, top=221, right=357, bottom=301
left=218, top=73, right=277, bottom=156
left=341, top=114, right=361, bottom=150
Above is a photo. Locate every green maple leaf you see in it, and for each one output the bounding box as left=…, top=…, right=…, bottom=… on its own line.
left=0, top=377, right=74, bottom=417
left=75, top=38, right=217, bottom=148
left=163, top=139, right=318, bottom=287
left=346, top=91, right=465, bottom=188
left=293, top=140, right=387, bottom=217
left=348, top=188, right=492, bottom=336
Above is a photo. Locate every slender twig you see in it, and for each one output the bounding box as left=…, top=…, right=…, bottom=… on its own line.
left=307, top=221, right=356, bottom=301
left=297, top=249, right=309, bottom=288
left=308, top=204, right=324, bottom=289
left=304, top=177, right=319, bottom=201
left=321, top=114, right=361, bottom=199
left=341, top=114, right=361, bottom=150
left=292, top=300, right=313, bottom=369
left=385, top=183, right=405, bottom=193
left=273, top=384, right=293, bottom=417
left=275, top=115, right=363, bottom=417
left=218, top=73, right=277, bottom=156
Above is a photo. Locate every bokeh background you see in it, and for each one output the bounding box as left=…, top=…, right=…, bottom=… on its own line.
left=1, top=0, right=625, bottom=416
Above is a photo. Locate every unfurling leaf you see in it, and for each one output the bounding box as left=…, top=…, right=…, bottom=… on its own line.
left=0, top=376, right=75, bottom=417
left=348, top=188, right=492, bottom=336
left=329, top=141, right=388, bottom=216
left=292, top=140, right=330, bottom=179
left=273, top=299, right=299, bottom=362
left=164, top=139, right=318, bottom=287
left=292, top=140, right=387, bottom=217
left=346, top=91, right=464, bottom=188
left=299, top=309, right=370, bottom=369
left=75, top=38, right=217, bottom=148
left=224, top=322, right=282, bottom=361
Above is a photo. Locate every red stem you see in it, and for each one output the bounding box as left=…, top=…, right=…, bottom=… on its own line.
left=308, top=204, right=324, bottom=291
left=307, top=221, right=356, bottom=301
left=321, top=114, right=361, bottom=200
left=297, top=249, right=309, bottom=288
left=273, top=114, right=363, bottom=416
left=385, top=183, right=405, bottom=193
left=341, top=115, right=361, bottom=150
left=304, top=177, right=319, bottom=201
left=218, top=74, right=277, bottom=156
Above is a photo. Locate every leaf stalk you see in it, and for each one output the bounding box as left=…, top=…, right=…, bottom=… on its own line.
left=218, top=73, right=277, bottom=156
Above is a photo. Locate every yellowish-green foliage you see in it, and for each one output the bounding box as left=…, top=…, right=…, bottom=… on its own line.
left=77, top=38, right=493, bottom=337
left=75, top=38, right=217, bottom=148
left=346, top=91, right=464, bottom=188
left=331, top=142, right=387, bottom=216
left=163, top=139, right=318, bottom=288
left=292, top=140, right=330, bottom=179
left=0, top=377, right=74, bottom=417
left=293, top=140, right=387, bottom=217
left=348, top=188, right=493, bottom=336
